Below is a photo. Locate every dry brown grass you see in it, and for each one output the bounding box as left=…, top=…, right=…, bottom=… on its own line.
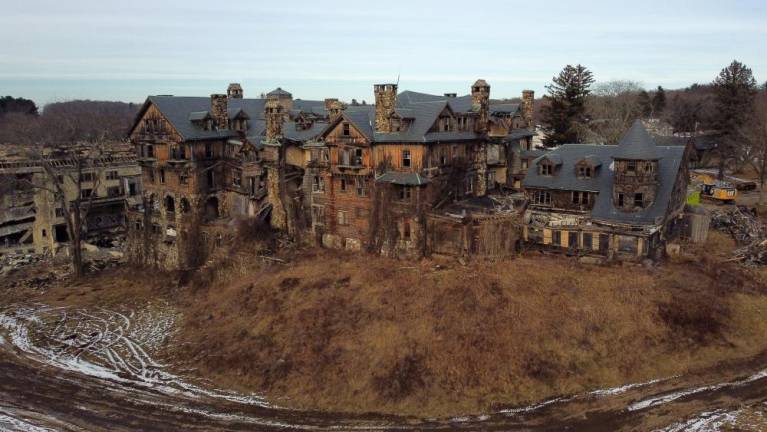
left=9, top=232, right=767, bottom=418
left=167, top=234, right=767, bottom=417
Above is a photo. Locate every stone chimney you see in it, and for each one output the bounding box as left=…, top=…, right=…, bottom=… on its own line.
left=265, top=98, right=284, bottom=140
left=210, top=94, right=228, bottom=130
left=325, top=98, right=343, bottom=122
left=227, top=83, right=243, bottom=99
left=471, top=79, right=490, bottom=133
left=521, top=90, right=534, bottom=128
left=374, top=83, right=397, bottom=133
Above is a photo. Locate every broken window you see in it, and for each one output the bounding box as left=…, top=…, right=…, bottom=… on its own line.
left=353, top=148, right=363, bottom=166
left=179, top=172, right=188, bottom=185
left=165, top=196, right=175, bottom=213
left=107, top=186, right=122, bottom=197
left=533, top=190, right=551, bottom=205
left=180, top=198, right=191, bottom=213
left=403, top=220, right=411, bottom=240
left=342, top=122, right=351, bottom=136
left=312, top=205, right=325, bottom=225
left=399, top=186, right=412, bottom=201
left=55, top=208, right=65, bottom=218
left=583, top=232, right=593, bottom=249
left=644, top=162, right=654, bottom=173
left=627, top=160, right=636, bottom=173
left=106, top=170, right=119, bottom=180
left=577, top=165, right=592, bottom=178
left=146, top=145, right=154, bottom=158
left=79, top=172, right=95, bottom=182
left=160, top=169, right=165, bottom=184
left=465, top=177, right=473, bottom=194
left=634, top=192, right=644, bottom=208
left=571, top=191, right=590, bottom=205
left=355, top=177, right=367, bottom=197
left=402, top=149, right=411, bottom=168
left=81, top=188, right=93, bottom=199
left=232, top=169, right=242, bottom=187
left=340, top=177, right=348, bottom=192
left=312, top=176, right=325, bottom=193
left=205, top=142, right=213, bottom=159
left=618, top=193, right=625, bottom=207
left=553, top=230, right=562, bottom=246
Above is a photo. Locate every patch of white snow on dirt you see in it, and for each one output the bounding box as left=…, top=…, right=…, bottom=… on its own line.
left=654, top=409, right=743, bottom=431
left=0, top=412, right=55, bottom=432
left=629, top=368, right=767, bottom=412
left=0, top=304, right=272, bottom=409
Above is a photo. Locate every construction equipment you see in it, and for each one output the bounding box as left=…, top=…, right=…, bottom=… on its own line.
left=690, top=170, right=738, bottom=203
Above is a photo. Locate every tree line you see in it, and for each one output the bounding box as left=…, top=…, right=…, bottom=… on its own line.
left=539, top=60, right=767, bottom=183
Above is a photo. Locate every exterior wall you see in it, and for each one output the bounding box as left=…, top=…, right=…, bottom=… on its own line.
left=31, top=162, right=141, bottom=255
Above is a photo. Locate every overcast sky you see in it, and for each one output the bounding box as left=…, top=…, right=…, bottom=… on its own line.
left=1, top=0, right=765, bottom=106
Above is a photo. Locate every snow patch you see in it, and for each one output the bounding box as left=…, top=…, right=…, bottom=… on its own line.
left=0, top=413, right=55, bottom=432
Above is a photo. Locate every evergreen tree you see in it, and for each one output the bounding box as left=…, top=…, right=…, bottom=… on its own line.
left=637, top=90, right=652, bottom=118
left=713, top=60, right=758, bottom=178
left=652, top=86, right=666, bottom=116
left=541, top=64, right=594, bottom=146
left=0, top=96, right=38, bottom=117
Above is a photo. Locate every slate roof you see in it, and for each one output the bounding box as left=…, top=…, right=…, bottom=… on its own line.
left=375, top=171, right=431, bottom=186
left=335, top=91, right=525, bottom=144
left=135, top=95, right=327, bottom=142
left=523, top=143, right=686, bottom=225
left=614, top=120, right=659, bottom=160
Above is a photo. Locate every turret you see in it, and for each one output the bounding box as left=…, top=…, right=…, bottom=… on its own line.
left=612, top=120, right=661, bottom=212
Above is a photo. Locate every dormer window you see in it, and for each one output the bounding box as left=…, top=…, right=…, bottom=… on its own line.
left=540, top=162, right=553, bottom=176
left=577, top=166, right=592, bottom=178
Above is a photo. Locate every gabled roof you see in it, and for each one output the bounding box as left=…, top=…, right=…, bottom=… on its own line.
left=131, top=95, right=327, bottom=142
left=614, top=120, right=660, bottom=160
left=523, top=144, right=686, bottom=225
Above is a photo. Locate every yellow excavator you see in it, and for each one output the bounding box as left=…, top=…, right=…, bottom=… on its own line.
left=691, top=171, right=737, bottom=204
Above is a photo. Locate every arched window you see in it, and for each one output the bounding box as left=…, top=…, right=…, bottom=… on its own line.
left=164, top=195, right=175, bottom=213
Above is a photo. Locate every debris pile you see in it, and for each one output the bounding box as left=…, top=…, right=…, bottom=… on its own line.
left=0, top=252, right=43, bottom=275
left=711, top=206, right=767, bottom=265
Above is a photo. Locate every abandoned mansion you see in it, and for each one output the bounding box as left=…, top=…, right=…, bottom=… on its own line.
left=125, top=81, right=692, bottom=268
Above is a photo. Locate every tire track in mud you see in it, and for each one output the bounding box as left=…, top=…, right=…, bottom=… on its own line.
left=1, top=304, right=767, bottom=431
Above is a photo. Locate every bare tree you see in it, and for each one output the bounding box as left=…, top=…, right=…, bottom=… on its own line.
left=1, top=102, right=123, bottom=277
left=740, top=100, right=767, bottom=204
left=586, top=80, right=645, bottom=144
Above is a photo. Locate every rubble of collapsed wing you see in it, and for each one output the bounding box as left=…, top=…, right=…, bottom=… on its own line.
left=711, top=206, right=767, bottom=266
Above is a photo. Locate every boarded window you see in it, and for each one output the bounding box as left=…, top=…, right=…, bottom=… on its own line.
left=337, top=210, right=349, bottom=226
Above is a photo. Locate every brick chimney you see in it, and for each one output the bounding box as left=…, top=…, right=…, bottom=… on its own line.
left=374, top=83, right=397, bottom=133
left=265, top=98, right=284, bottom=140
left=471, top=79, right=490, bottom=133
left=521, top=90, right=534, bottom=128
left=227, top=83, right=243, bottom=99
left=210, top=94, right=228, bottom=130
left=325, top=98, right=343, bottom=122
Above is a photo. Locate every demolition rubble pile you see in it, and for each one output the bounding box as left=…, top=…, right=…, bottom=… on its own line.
left=711, top=206, right=767, bottom=265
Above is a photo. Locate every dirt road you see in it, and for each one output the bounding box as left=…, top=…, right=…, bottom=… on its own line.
left=1, top=304, right=766, bottom=431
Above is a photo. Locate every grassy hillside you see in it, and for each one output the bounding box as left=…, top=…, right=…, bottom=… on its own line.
left=164, top=232, right=767, bottom=416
